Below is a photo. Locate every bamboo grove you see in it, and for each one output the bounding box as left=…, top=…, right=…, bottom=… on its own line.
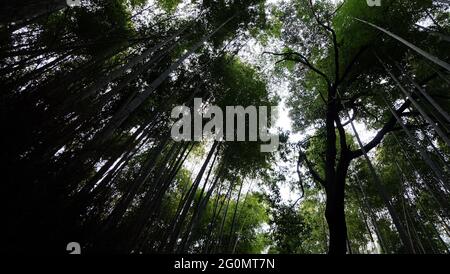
left=1, top=0, right=449, bottom=254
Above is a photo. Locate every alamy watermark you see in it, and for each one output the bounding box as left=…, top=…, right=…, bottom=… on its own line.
left=366, top=1, right=450, bottom=8
left=170, top=98, right=279, bottom=152
left=367, top=0, right=381, bottom=7
left=66, top=242, right=81, bottom=254
left=66, top=0, right=81, bottom=7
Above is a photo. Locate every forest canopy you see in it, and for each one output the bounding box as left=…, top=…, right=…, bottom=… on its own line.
left=0, top=0, right=449, bottom=254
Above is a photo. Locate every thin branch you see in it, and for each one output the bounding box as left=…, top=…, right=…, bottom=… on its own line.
left=358, top=104, right=380, bottom=123
left=263, top=51, right=331, bottom=87
left=296, top=153, right=305, bottom=199
left=341, top=111, right=356, bottom=127
left=335, top=114, right=348, bottom=152
left=299, top=147, right=327, bottom=188
left=331, top=0, right=346, bottom=17
left=307, top=0, right=339, bottom=82
left=350, top=100, right=411, bottom=159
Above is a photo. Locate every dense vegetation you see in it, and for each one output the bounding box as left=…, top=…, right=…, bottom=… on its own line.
left=1, top=0, right=449, bottom=254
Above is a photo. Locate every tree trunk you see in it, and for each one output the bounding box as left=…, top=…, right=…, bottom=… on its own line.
left=227, top=181, right=243, bottom=252
left=323, top=85, right=349, bottom=254
left=164, top=142, right=219, bottom=252
left=92, top=15, right=237, bottom=145
left=355, top=176, right=387, bottom=253
left=325, top=157, right=350, bottom=254
left=0, top=0, right=66, bottom=24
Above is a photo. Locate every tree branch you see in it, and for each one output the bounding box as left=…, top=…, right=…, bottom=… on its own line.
left=335, top=114, right=348, bottom=153
left=263, top=51, right=331, bottom=87
left=307, top=0, right=339, bottom=83
left=296, top=154, right=305, bottom=199
left=299, top=148, right=327, bottom=188
left=350, top=100, right=411, bottom=159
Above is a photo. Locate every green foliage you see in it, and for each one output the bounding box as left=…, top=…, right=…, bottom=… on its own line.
left=157, top=0, right=182, bottom=13
left=210, top=55, right=279, bottom=178
left=2, top=0, right=449, bottom=255
left=268, top=204, right=312, bottom=254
